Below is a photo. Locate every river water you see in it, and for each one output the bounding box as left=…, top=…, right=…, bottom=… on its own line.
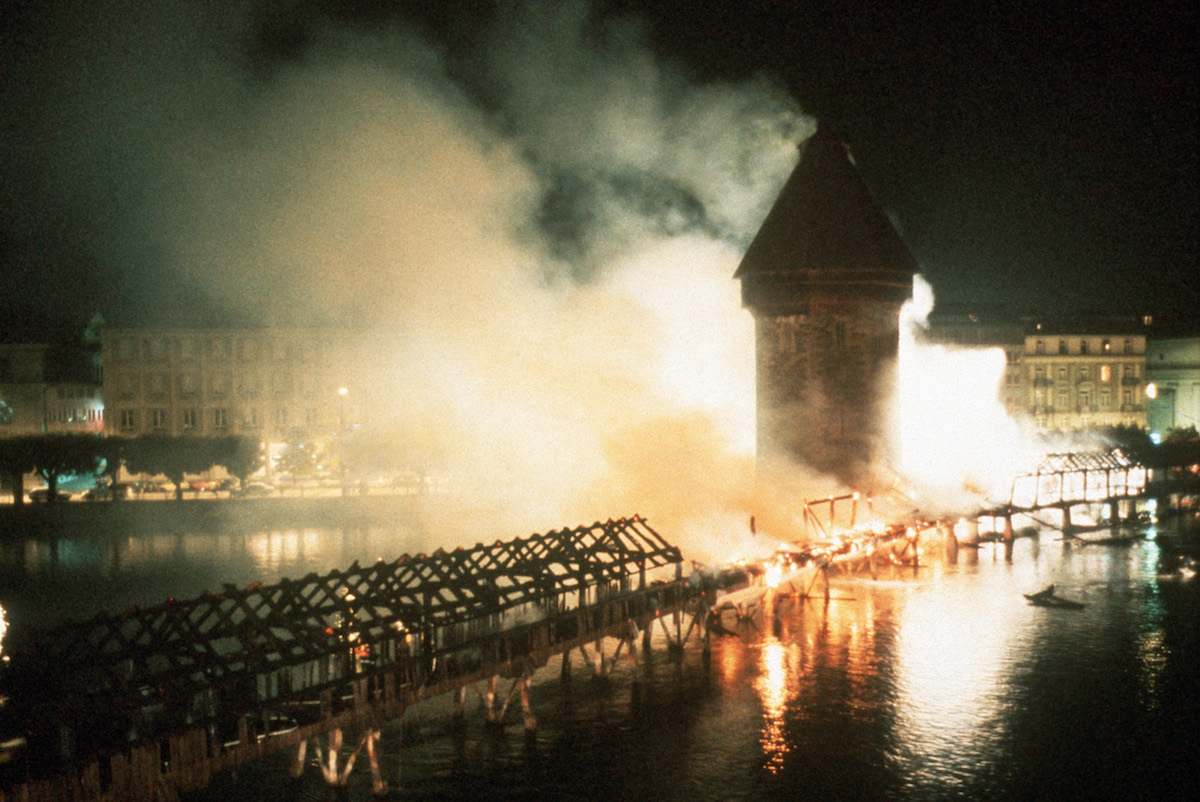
left=1, top=509, right=1197, bottom=801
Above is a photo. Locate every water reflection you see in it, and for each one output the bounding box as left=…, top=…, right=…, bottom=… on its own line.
left=892, top=579, right=1014, bottom=786
left=754, top=636, right=793, bottom=773
left=3, top=521, right=1197, bottom=801
left=0, top=523, right=422, bottom=633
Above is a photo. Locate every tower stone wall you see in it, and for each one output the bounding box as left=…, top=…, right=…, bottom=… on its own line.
left=736, top=127, right=916, bottom=488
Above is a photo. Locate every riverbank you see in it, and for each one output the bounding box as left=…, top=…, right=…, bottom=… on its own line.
left=0, top=494, right=424, bottom=541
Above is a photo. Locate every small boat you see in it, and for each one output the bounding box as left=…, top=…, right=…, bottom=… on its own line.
left=1023, top=584, right=1085, bottom=610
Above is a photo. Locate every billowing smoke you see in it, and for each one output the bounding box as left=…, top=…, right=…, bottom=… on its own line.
left=891, top=275, right=1041, bottom=513
left=4, top=1, right=820, bottom=559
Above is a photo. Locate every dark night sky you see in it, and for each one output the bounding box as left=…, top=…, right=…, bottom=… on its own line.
left=1, top=0, right=1196, bottom=336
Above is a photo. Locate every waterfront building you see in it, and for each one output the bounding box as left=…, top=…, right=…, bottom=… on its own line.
left=99, top=326, right=379, bottom=466
left=0, top=341, right=103, bottom=436
left=1145, top=331, right=1200, bottom=437
left=1022, top=319, right=1148, bottom=432
left=923, top=310, right=1157, bottom=435
left=735, top=125, right=917, bottom=487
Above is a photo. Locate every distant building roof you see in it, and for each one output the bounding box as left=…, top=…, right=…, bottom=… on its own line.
left=735, top=125, right=917, bottom=313
left=1024, top=314, right=1149, bottom=337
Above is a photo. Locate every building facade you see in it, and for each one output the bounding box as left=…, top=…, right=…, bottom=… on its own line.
left=1022, top=324, right=1148, bottom=432
left=925, top=313, right=1152, bottom=434
left=1145, top=335, right=1200, bottom=437
left=0, top=342, right=104, bottom=436
left=99, top=327, right=371, bottom=453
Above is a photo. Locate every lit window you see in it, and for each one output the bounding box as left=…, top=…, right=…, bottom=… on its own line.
left=1101, top=365, right=1111, bottom=382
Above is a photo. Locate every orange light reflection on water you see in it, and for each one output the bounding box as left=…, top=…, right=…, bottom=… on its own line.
left=754, top=637, right=794, bottom=773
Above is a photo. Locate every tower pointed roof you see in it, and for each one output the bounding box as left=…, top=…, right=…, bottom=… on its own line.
left=735, top=125, right=917, bottom=313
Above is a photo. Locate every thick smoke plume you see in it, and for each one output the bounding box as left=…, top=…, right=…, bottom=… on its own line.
left=5, top=1, right=825, bottom=559
left=891, top=275, right=1042, bottom=514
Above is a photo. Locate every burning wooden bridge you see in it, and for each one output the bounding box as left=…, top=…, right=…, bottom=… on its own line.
left=943, top=447, right=1198, bottom=557
left=783, top=447, right=1199, bottom=574
left=987, top=447, right=1200, bottom=532
left=0, top=516, right=728, bottom=801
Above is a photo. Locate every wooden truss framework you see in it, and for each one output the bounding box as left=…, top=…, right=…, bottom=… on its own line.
left=1007, top=448, right=1147, bottom=510
left=2, top=516, right=682, bottom=719
left=1033, top=448, right=1136, bottom=474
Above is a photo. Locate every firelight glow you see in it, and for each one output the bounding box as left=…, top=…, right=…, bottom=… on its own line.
left=603, top=236, right=757, bottom=455
left=895, top=275, right=1036, bottom=507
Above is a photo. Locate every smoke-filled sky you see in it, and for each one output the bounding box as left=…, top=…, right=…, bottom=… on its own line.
left=0, top=0, right=1194, bottom=554
left=2, top=0, right=1195, bottom=331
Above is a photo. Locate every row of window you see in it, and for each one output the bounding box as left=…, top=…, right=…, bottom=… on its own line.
left=1031, top=388, right=1139, bottom=409
left=111, top=336, right=307, bottom=365
left=44, top=407, right=103, bottom=424
left=1031, top=337, right=1140, bottom=356
left=116, top=407, right=325, bottom=432
left=55, top=386, right=99, bottom=399
left=111, top=372, right=334, bottom=401
left=1031, top=363, right=1138, bottom=382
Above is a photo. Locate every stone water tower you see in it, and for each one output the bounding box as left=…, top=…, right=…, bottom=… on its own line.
left=735, top=126, right=917, bottom=488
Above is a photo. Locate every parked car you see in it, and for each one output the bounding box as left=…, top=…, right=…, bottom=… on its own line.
left=130, top=480, right=174, bottom=495
left=234, top=482, right=276, bottom=498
